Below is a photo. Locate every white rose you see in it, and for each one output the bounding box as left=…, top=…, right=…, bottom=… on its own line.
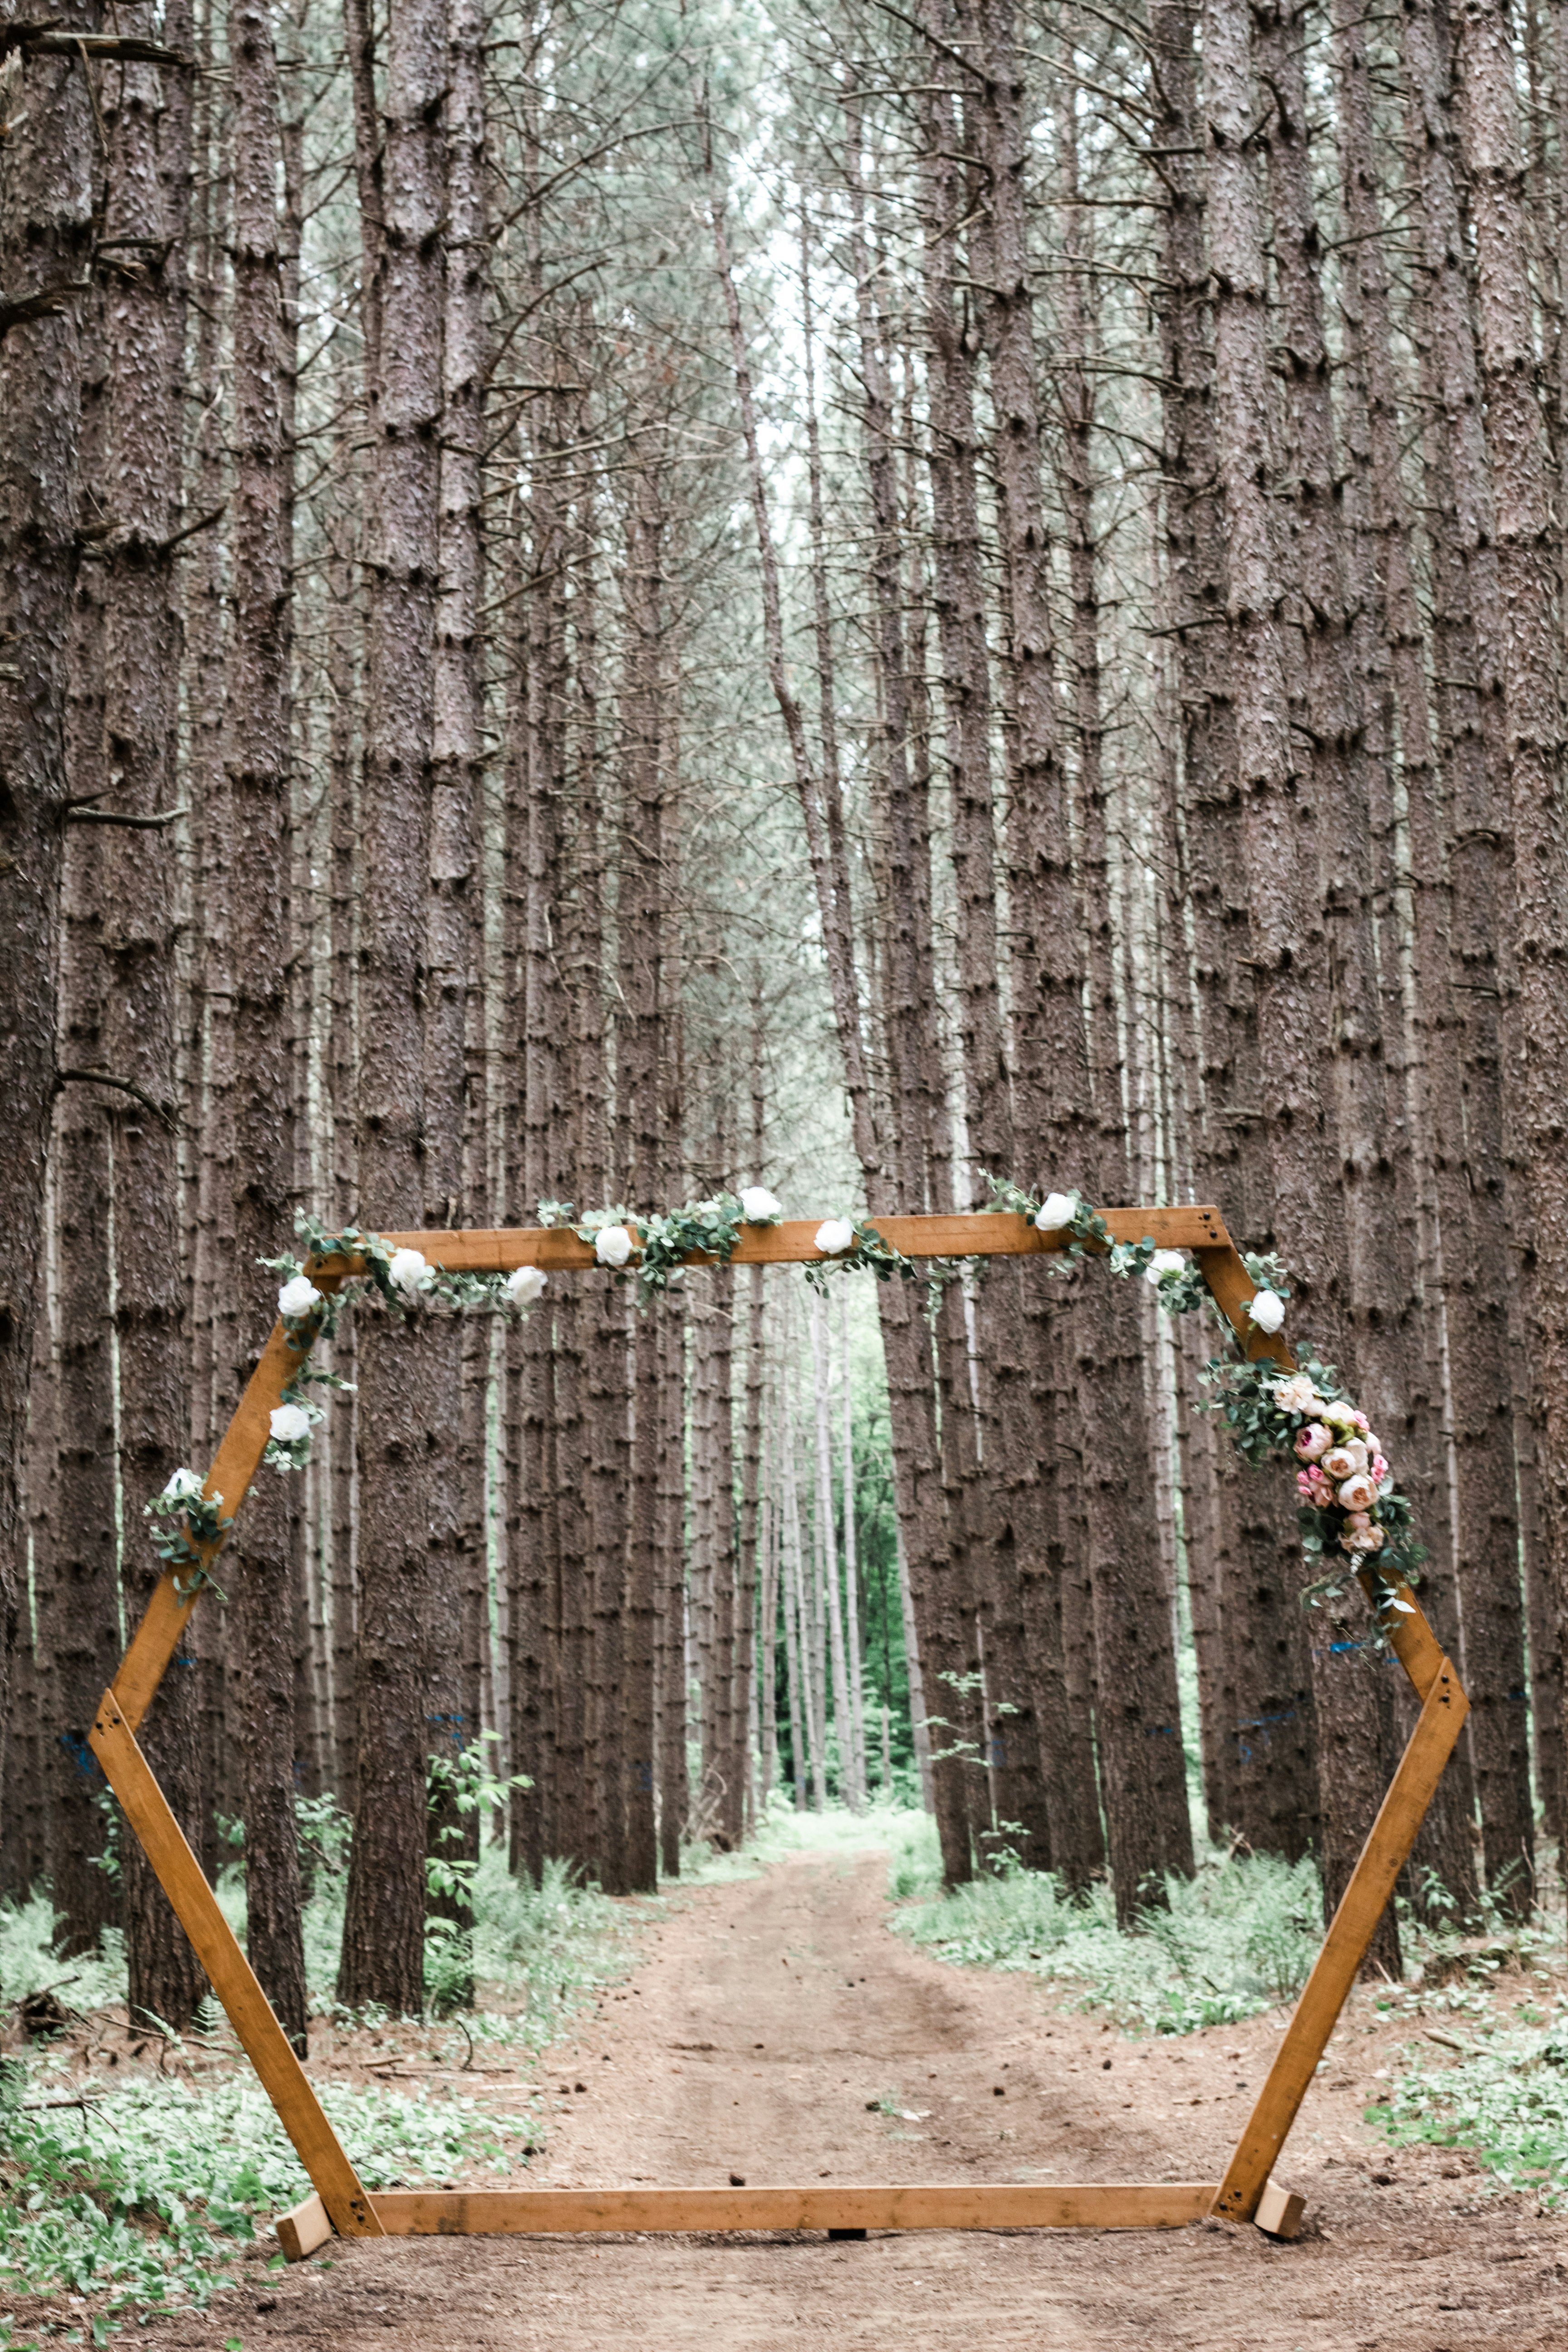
left=1337, top=1471, right=1378, bottom=1513
left=1145, top=1249, right=1186, bottom=1287
left=595, top=1225, right=634, bottom=1269
left=270, top=1403, right=311, bottom=1444
left=278, top=1274, right=323, bottom=1319
left=1246, top=1290, right=1285, bottom=1334
left=1035, top=1191, right=1077, bottom=1232
left=388, top=1247, right=433, bottom=1301
left=164, top=1466, right=204, bottom=1503
left=740, top=1186, right=782, bottom=1224
left=815, top=1218, right=855, bottom=1255
left=505, top=1265, right=548, bottom=1307
left=1273, top=1375, right=1322, bottom=1416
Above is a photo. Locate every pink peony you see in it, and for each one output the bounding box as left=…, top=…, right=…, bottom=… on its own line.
left=1297, top=1465, right=1334, bottom=1505
left=1352, top=1411, right=1370, bottom=1433
left=1371, top=1455, right=1389, bottom=1486
left=1337, top=1471, right=1378, bottom=1512
left=1294, top=1423, right=1332, bottom=1462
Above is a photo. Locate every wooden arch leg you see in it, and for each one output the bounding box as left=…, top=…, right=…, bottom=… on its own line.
left=1211, top=1656, right=1468, bottom=2221
left=89, top=1695, right=382, bottom=2238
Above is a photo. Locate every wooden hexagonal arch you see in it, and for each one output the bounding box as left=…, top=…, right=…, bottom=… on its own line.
left=87, top=1205, right=1468, bottom=2256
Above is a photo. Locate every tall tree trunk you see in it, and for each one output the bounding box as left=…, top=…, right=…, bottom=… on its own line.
left=420, top=0, right=488, bottom=1977
left=226, top=0, right=306, bottom=2048
left=1451, top=0, right=1568, bottom=1890
left=1205, top=0, right=1394, bottom=1960
left=1055, top=83, right=1194, bottom=1912
left=338, top=0, right=446, bottom=2014
left=95, top=5, right=206, bottom=2030
left=0, top=0, right=100, bottom=1815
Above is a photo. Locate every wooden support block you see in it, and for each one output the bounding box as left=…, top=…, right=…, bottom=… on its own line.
left=277, top=2191, right=332, bottom=2262
left=370, top=2183, right=1219, bottom=2235
left=1253, top=2180, right=1306, bottom=2240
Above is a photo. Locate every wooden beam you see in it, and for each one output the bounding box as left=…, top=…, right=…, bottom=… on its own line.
left=1193, top=1241, right=1288, bottom=1366
left=276, top=2191, right=332, bottom=2262
left=1210, top=1657, right=1469, bottom=2222
left=88, top=1695, right=382, bottom=2239
left=111, top=1281, right=343, bottom=1734
left=369, top=2182, right=1219, bottom=2234
left=336, top=1204, right=1235, bottom=1277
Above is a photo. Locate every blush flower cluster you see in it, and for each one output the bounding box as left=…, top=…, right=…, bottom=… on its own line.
left=1276, top=1374, right=1393, bottom=1557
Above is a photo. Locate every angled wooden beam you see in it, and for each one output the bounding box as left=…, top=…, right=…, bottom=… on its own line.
left=1210, top=1655, right=1469, bottom=2221
left=111, top=1274, right=345, bottom=1733
left=88, top=1693, right=383, bottom=2238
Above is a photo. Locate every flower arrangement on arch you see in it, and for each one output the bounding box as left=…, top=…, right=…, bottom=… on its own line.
left=982, top=1171, right=1423, bottom=1623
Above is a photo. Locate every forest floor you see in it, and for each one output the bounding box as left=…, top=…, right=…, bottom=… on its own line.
left=127, top=1843, right=1568, bottom=2352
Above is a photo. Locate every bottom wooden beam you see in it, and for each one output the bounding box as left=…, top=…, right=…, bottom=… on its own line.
left=370, top=2183, right=1217, bottom=2235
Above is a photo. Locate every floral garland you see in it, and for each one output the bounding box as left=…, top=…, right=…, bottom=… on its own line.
left=981, top=1176, right=1425, bottom=1620
left=144, top=1181, right=1423, bottom=1630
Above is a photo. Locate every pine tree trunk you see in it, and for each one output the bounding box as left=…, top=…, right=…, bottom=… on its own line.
left=656, top=1298, right=688, bottom=1869
left=226, top=0, right=306, bottom=2048
left=338, top=0, right=446, bottom=2015
left=1450, top=0, right=1568, bottom=1900
left=93, top=6, right=206, bottom=2029
left=420, top=0, right=488, bottom=1979
left=0, top=0, right=101, bottom=1808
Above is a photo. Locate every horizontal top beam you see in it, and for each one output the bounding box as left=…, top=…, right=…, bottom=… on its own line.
left=314, top=1204, right=1234, bottom=1276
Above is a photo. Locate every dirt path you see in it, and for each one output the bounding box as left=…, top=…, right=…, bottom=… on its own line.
left=157, top=1848, right=1567, bottom=2350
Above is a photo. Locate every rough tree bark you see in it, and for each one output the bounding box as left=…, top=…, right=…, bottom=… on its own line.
left=338, top=0, right=446, bottom=2014
left=225, top=0, right=306, bottom=2048
left=1204, top=0, right=1395, bottom=1962
left=1450, top=0, right=1568, bottom=1891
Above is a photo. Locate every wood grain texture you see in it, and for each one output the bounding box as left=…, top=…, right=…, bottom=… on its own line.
left=369, top=2182, right=1220, bottom=2234
left=1211, top=1659, right=1470, bottom=2220
left=276, top=2191, right=332, bottom=2261
left=88, top=1696, right=382, bottom=2238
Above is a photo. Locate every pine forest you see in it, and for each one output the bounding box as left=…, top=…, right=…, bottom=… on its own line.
left=4, top=0, right=1568, bottom=2216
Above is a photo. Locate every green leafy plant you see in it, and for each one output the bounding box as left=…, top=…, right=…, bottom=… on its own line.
left=893, top=1846, right=1324, bottom=2034
left=1369, top=2003, right=1568, bottom=2206
left=0, top=2064, right=534, bottom=2328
